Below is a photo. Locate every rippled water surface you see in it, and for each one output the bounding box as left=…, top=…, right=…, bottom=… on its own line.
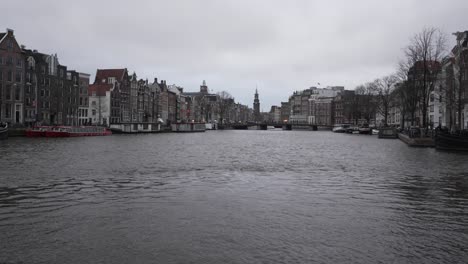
left=1, top=130, right=468, bottom=263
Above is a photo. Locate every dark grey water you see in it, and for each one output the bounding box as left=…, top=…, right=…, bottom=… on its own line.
left=1, top=131, right=468, bottom=264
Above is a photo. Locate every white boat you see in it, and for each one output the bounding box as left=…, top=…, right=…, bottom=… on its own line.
left=372, top=129, right=379, bottom=135
left=332, top=124, right=349, bottom=133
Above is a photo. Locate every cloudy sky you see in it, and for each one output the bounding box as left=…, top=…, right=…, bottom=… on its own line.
left=2, top=0, right=467, bottom=109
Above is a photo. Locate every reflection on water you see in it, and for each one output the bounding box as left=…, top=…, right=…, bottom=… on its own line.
left=1, top=131, right=468, bottom=263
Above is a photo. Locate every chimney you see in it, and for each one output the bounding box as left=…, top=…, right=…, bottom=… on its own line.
left=6, top=28, right=13, bottom=36
left=20, top=45, right=25, bottom=49
left=33, top=49, right=37, bottom=53
left=154, top=78, right=158, bottom=83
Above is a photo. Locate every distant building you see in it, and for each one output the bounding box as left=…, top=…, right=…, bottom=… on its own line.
left=22, top=49, right=81, bottom=126
left=334, top=90, right=356, bottom=125
left=78, top=73, right=90, bottom=125
left=308, top=86, right=342, bottom=125
left=88, top=83, right=112, bottom=125
left=269, top=105, right=281, bottom=122
left=0, top=28, right=25, bottom=125
left=280, top=102, right=290, bottom=122
left=288, top=88, right=315, bottom=123
left=183, top=80, right=219, bottom=123
left=93, top=69, right=129, bottom=124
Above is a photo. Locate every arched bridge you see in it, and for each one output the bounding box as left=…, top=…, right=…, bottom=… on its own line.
left=225, top=122, right=333, bottom=131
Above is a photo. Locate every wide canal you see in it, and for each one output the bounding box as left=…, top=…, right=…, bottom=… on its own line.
left=1, top=130, right=467, bottom=263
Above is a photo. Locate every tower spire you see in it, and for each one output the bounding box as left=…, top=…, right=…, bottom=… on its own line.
left=253, top=86, right=260, bottom=122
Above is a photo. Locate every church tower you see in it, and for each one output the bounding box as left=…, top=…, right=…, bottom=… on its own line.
left=200, top=80, right=208, bottom=94
left=253, top=88, right=260, bottom=122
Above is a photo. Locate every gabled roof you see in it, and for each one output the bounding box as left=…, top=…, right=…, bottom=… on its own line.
left=89, top=83, right=113, bottom=96
left=94, top=69, right=126, bottom=84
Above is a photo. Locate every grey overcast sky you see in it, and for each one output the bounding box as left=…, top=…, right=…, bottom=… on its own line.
left=1, top=0, right=467, bottom=110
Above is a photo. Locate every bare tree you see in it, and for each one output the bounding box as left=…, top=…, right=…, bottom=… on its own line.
left=404, top=27, right=447, bottom=128
left=375, top=74, right=398, bottom=126
left=217, top=91, right=234, bottom=124
left=395, top=55, right=420, bottom=127
left=355, top=83, right=377, bottom=124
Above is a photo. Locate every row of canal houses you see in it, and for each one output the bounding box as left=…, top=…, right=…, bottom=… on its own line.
left=0, top=28, right=253, bottom=128
left=271, top=31, right=468, bottom=129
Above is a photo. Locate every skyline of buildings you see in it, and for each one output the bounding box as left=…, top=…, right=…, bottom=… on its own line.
left=1, top=27, right=467, bottom=130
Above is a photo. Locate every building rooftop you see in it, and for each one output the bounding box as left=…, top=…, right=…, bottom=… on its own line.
left=88, top=83, right=113, bottom=96
left=95, top=69, right=126, bottom=84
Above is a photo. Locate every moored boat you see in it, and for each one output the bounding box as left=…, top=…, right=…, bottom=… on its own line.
left=435, top=130, right=468, bottom=151
left=332, top=124, right=350, bottom=133
left=0, top=122, right=8, bottom=140
left=345, top=126, right=359, bottom=134
left=26, top=126, right=51, bottom=137
left=358, top=124, right=371, bottom=134
left=171, top=123, right=206, bottom=132
left=26, top=126, right=111, bottom=137
left=378, top=127, right=398, bottom=139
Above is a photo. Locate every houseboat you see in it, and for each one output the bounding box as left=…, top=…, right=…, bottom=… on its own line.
left=26, top=126, right=112, bottom=137
left=171, top=123, right=206, bottom=132
left=378, top=127, right=398, bottom=139
left=0, top=123, right=8, bottom=140
left=435, top=130, right=468, bottom=151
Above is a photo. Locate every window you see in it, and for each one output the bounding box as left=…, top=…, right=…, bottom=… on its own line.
left=0, top=71, right=2, bottom=81
left=5, top=104, right=11, bottom=118
left=430, top=94, right=434, bottom=102
left=6, top=85, right=11, bottom=100
left=430, top=105, right=434, bottom=113
left=15, top=72, right=21, bottom=83
left=40, top=89, right=45, bottom=96
left=92, top=109, right=96, bottom=116
left=7, top=56, right=13, bottom=65
left=7, top=70, right=12, bottom=82
left=7, top=40, right=13, bottom=50
left=16, top=59, right=22, bottom=68
left=15, top=86, right=20, bottom=100
left=0, top=56, right=2, bottom=64
left=92, top=101, right=96, bottom=106
left=45, top=90, right=49, bottom=97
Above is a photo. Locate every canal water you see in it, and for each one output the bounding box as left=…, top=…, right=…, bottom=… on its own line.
left=1, top=131, right=468, bottom=264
